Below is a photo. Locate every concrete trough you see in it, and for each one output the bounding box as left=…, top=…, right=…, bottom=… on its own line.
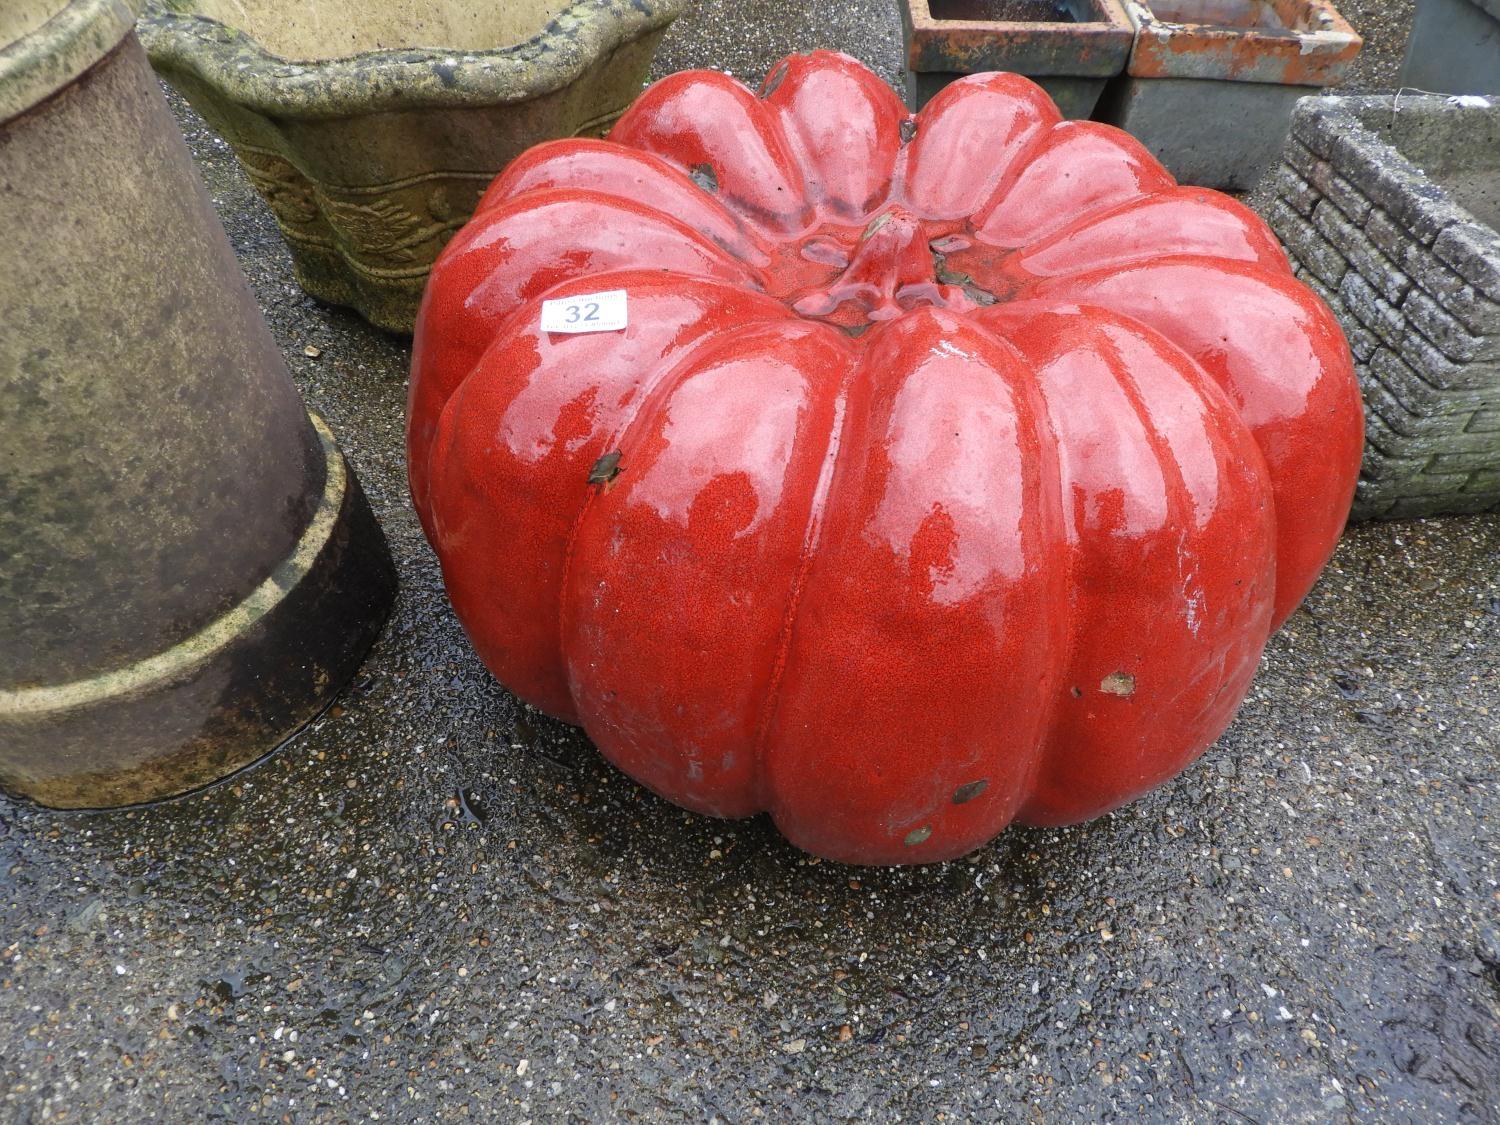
left=1399, top=0, right=1500, bottom=98
left=899, top=0, right=1135, bottom=117
left=1264, top=92, right=1500, bottom=519
left=1098, top=0, right=1361, bottom=189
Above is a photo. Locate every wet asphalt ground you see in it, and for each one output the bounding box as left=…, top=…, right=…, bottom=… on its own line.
left=3, top=0, right=1498, bottom=1121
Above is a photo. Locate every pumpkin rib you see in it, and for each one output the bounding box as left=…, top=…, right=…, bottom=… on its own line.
left=960, top=308, right=1079, bottom=827
left=451, top=187, right=758, bottom=294
left=1103, top=312, right=1277, bottom=799
left=759, top=309, right=1070, bottom=863
left=973, top=120, right=1176, bottom=249
left=898, top=71, right=1061, bottom=220
left=749, top=360, right=855, bottom=809
left=410, top=188, right=759, bottom=356
left=1004, top=187, right=1291, bottom=281
left=963, top=115, right=1079, bottom=245
left=607, top=68, right=812, bottom=233
left=557, top=319, right=856, bottom=817
left=759, top=50, right=909, bottom=222
left=472, top=138, right=769, bottom=266
left=407, top=191, right=766, bottom=528
left=553, top=319, right=828, bottom=723
left=1027, top=318, right=1185, bottom=821
left=1030, top=256, right=1359, bottom=625
left=425, top=274, right=799, bottom=720
left=983, top=302, right=1278, bottom=825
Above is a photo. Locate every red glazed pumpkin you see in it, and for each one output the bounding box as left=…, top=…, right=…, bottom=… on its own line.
left=408, top=52, right=1362, bottom=865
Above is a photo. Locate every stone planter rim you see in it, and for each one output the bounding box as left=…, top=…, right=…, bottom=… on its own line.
left=137, top=0, right=689, bottom=119
left=902, top=0, right=1135, bottom=78
left=1294, top=93, right=1493, bottom=231
left=1121, top=0, right=1361, bottom=86
left=0, top=0, right=142, bottom=123
left=1291, top=92, right=1500, bottom=297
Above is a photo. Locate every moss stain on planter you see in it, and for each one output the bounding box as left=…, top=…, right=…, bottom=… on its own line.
left=139, top=0, right=689, bottom=333
left=1, top=0, right=396, bottom=808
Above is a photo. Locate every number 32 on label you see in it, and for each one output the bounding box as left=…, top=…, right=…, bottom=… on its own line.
left=540, top=289, right=628, bottom=334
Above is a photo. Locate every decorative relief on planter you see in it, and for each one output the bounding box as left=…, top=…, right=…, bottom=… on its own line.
left=899, top=0, right=1135, bottom=118
left=139, top=0, right=689, bottom=333
left=1266, top=94, right=1500, bottom=519
left=235, top=145, right=492, bottom=293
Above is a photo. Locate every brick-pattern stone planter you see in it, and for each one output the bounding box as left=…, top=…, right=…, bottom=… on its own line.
left=899, top=0, right=1135, bottom=118
left=1099, top=0, right=1361, bottom=190
left=1265, top=94, right=1500, bottom=519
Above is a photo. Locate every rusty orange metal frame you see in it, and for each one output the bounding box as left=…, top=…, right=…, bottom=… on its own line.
left=1122, top=0, right=1362, bottom=85
left=902, top=0, right=1136, bottom=78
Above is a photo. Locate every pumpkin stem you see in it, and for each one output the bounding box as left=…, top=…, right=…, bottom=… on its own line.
left=792, top=205, right=971, bottom=324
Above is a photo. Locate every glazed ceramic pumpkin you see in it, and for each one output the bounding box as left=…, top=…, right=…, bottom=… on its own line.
left=408, top=52, right=1362, bottom=864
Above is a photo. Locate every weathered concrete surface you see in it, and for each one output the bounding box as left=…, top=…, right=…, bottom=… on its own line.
left=1098, top=73, right=1310, bottom=190
left=899, top=0, right=1133, bottom=117
left=1, top=0, right=1496, bottom=1120
left=1399, top=0, right=1500, bottom=98
left=0, top=3, right=394, bottom=808
left=1267, top=93, right=1500, bottom=519
left=1099, top=0, right=1361, bottom=190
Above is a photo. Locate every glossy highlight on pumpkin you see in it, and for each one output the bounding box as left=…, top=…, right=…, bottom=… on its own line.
left=408, top=52, right=1363, bottom=865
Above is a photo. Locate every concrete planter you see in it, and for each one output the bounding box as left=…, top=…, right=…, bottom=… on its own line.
left=899, top=0, right=1134, bottom=117
left=138, top=0, right=688, bottom=333
left=1265, top=94, right=1500, bottom=520
left=1098, top=0, right=1361, bottom=189
left=1400, top=0, right=1500, bottom=97
left=1, top=0, right=396, bottom=807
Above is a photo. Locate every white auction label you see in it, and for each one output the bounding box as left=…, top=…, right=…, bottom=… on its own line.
left=539, top=289, right=628, bottom=334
